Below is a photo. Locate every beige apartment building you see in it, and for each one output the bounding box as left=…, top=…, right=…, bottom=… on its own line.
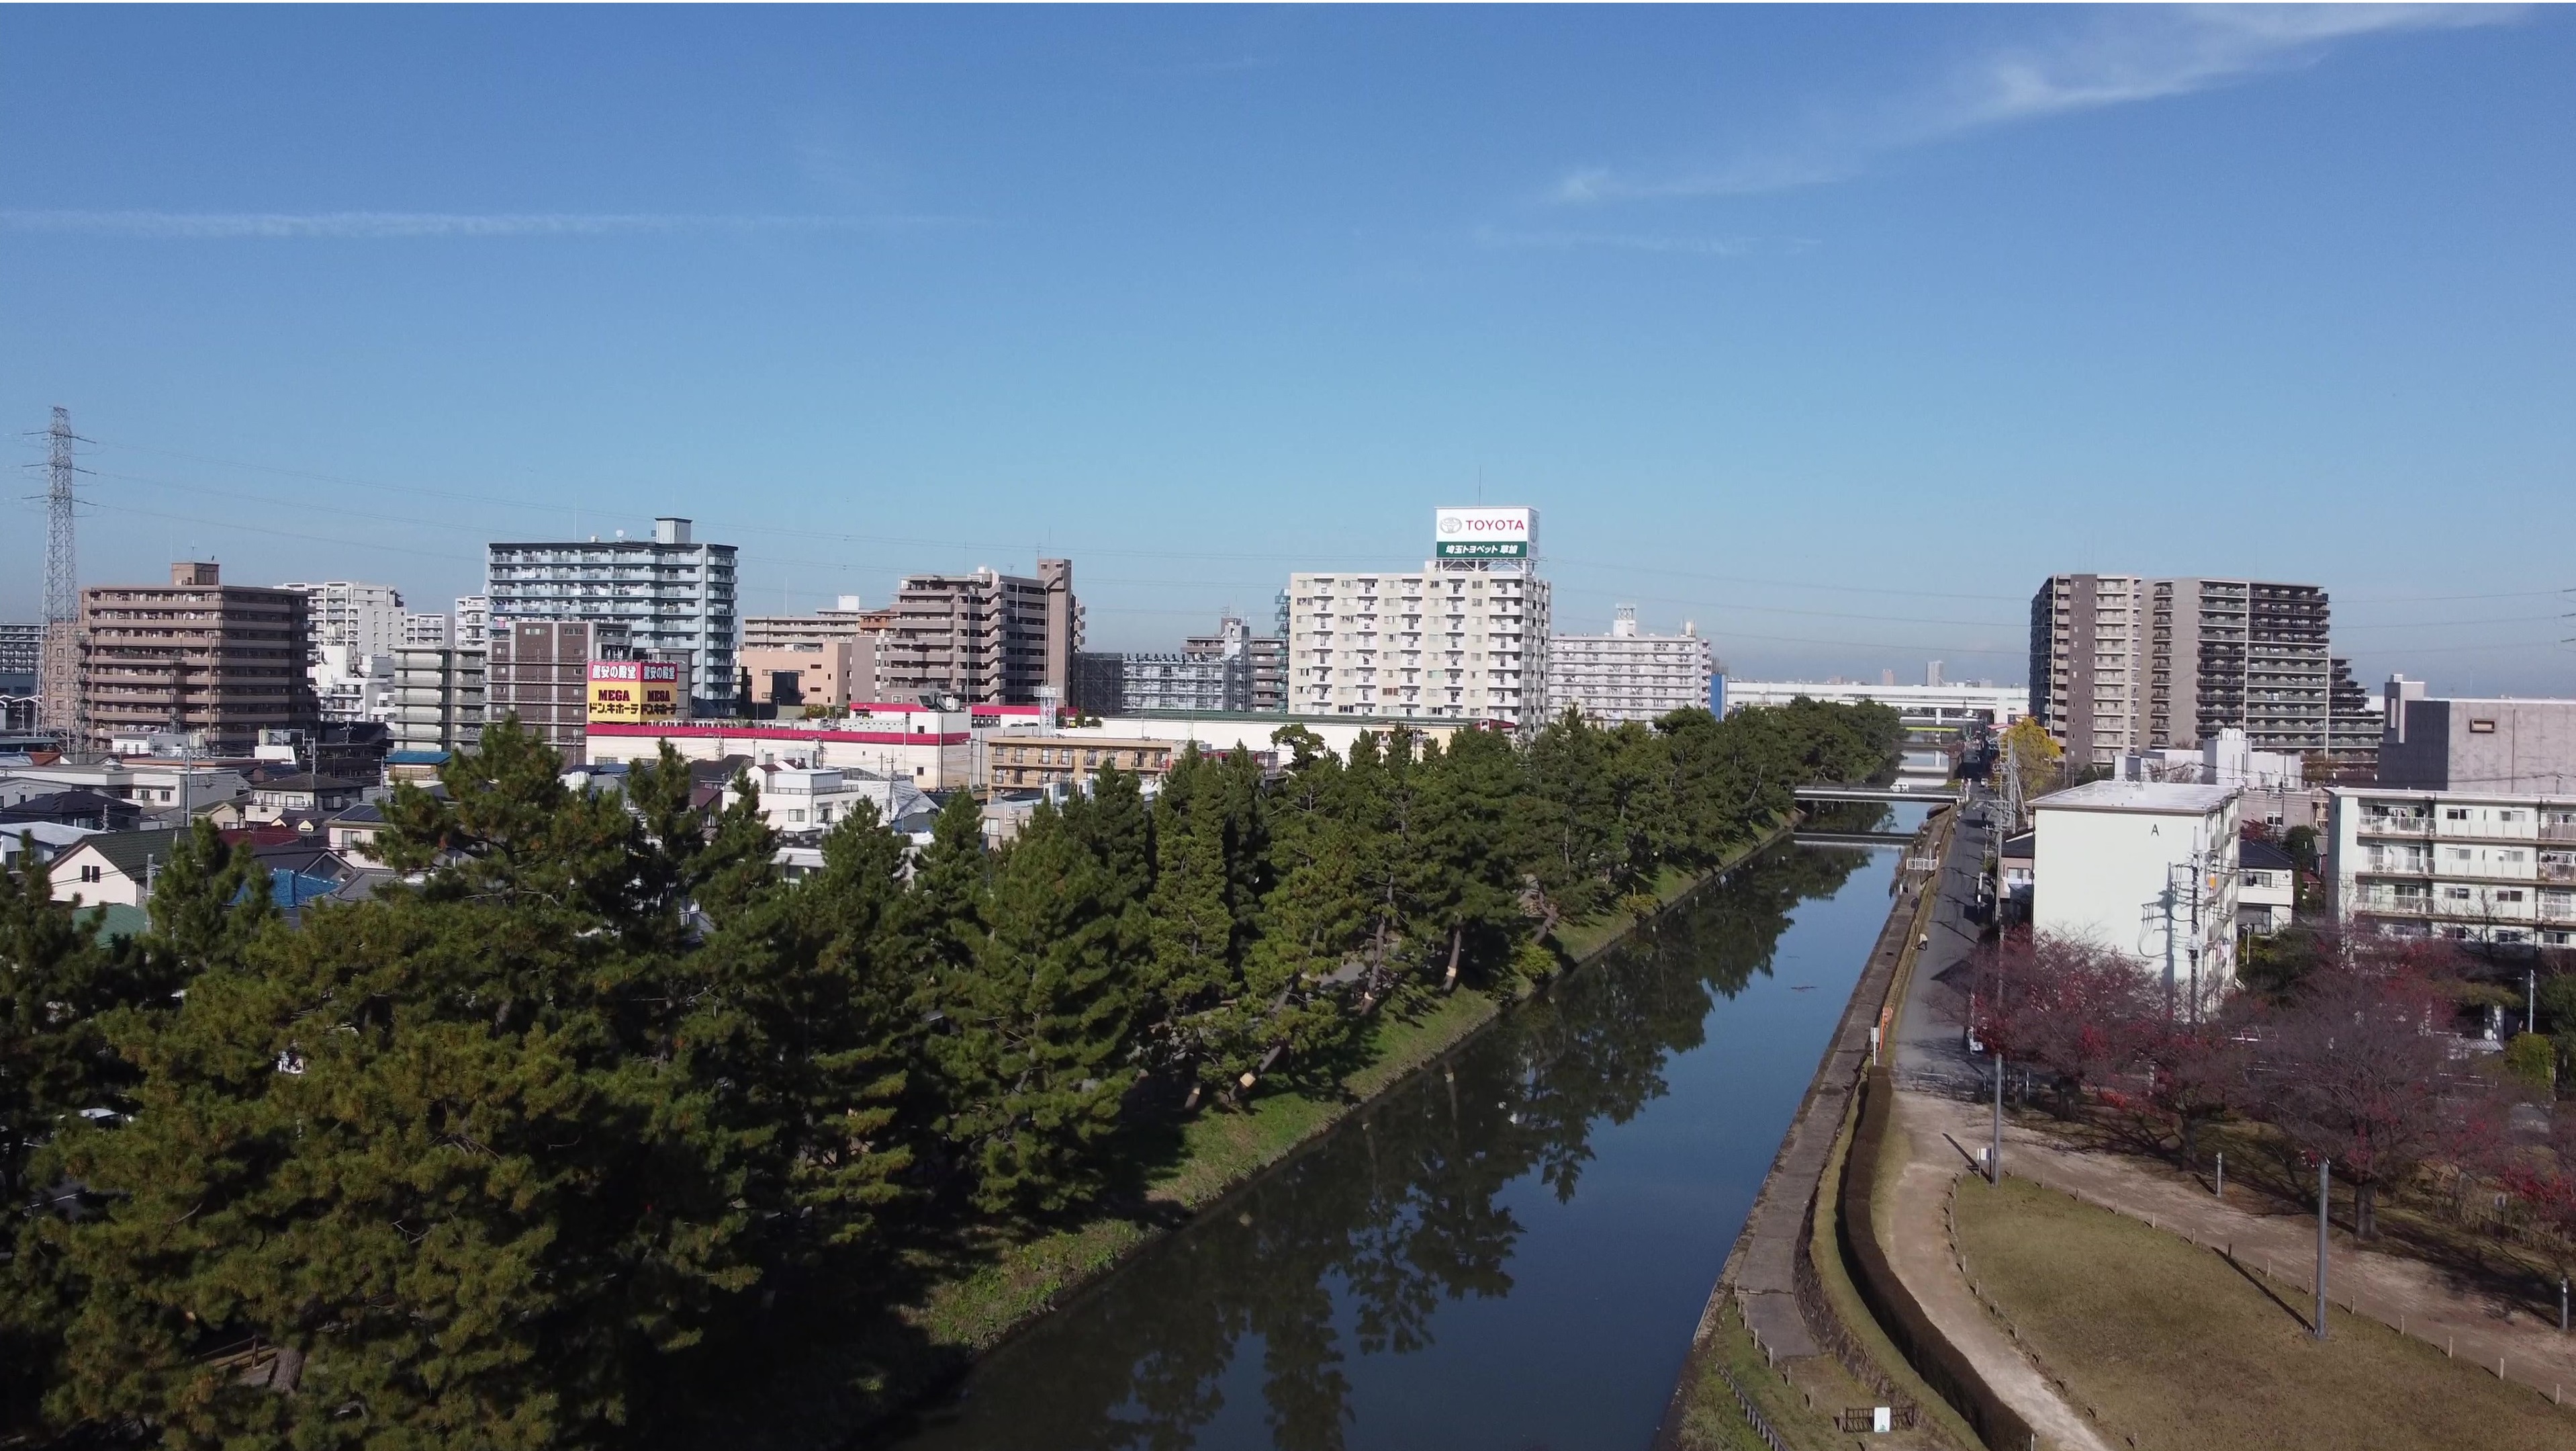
left=742, top=595, right=896, bottom=652
left=741, top=637, right=880, bottom=714
left=2031, top=573, right=2343, bottom=766
left=878, top=560, right=1081, bottom=706
left=79, top=563, right=315, bottom=753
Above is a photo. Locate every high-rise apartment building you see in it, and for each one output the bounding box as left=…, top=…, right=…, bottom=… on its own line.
left=0, top=622, right=38, bottom=697
left=1547, top=607, right=1712, bottom=726
left=1287, top=508, right=1551, bottom=728
left=280, top=581, right=407, bottom=659
left=402, top=612, right=452, bottom=647
left=2033, top=573, right=2339, bottom=766
left=389, top=646, right=487, bottom=754
left=878, top=560, right=1080, bottom=706
left=488, top=619, right=629, bottom=764
left=2028, top=573, right=2149, bottom=766
left=485, top=519, right=737, bottom=713
left=79, top=564, right=316, bottom=754
left=453, top=596, right=491, bottom=650
left=2146, top=579, right=2332, bottom=754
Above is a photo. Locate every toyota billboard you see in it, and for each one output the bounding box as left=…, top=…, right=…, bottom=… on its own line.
left=1432, top=506, right=1535, bottom=559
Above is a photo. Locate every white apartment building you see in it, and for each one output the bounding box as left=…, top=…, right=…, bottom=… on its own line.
left=280, top=580, right=408, bottom=658
left=1547, top=607, right=1712, bottom=725
left=1722, top=679, right=2027, bottom=728
left=2031, top=780, right=2241, bottom=1014
left=1286, top=508, right=1551, bottom=729
left=453, top=596, right=491, bottom=650
left=486, top=519, right=737, bottom=712
left=402, top=612, right=452, bottom=647
left=389, top=646, right=488, bottom=754
left=2326, top=786, right=2576, bottom=947
left=278, top=580, right=405, bottom=723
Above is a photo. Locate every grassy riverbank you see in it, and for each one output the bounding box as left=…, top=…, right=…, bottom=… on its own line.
left=1955, top=1176, right=2575, bottom=1451
left=881, top=816, right=1797, bottom=1418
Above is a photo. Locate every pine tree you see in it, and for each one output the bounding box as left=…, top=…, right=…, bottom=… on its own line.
left=939, top=805, right=1138, bottom=1215
left=42, top=723, right=762, bottom=1450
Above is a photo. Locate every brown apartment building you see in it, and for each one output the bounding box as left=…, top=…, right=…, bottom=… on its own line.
left=488, top=618, right=631, bottom=765
left=879, top=558, right=1082, bottom=706
left=80, top=562, right=316, bottom=753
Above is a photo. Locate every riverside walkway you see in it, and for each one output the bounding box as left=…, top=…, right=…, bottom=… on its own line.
left=1667, top=809, right=1949, bottom=1411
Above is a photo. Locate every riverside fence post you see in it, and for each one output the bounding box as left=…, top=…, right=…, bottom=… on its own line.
left=2315, top=1159, right=2332, bottom=1342
left=2215, top=1151, right=2223, bottom=1201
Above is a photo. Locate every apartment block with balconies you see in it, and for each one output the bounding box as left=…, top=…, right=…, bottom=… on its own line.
left=79, top=563, right=316, bottom=754
left=2326, top=785, right=2576, bottom=947
left=1285, top=560, right=1549, bottom=730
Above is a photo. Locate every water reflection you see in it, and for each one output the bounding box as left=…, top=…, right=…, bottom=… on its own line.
left=885, top=844, right=1876, bottom=1451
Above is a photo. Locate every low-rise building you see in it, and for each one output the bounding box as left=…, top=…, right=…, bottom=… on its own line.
left=1547, top=607, right=1714, bottom=725
left=2325, top=786, right=2576, bottom=947
left=585, top=705, right=976, bottom=790
left=2031, top=781, right=2240, bottom=1012
left=733, top=762, right=934, bottom=837
left=741, top=638, right=880, bottom=716
left=1723, top=679, right=2026, bottom=728
left=2376, top=678, right=2576, bottom=795
left=2238, top=837, right=2297, bottom=934
left=247, top=774, right=367, bottom=822
left=47, top=827, right=187, bottom=908
left=986, top=736, right=1190, bottom=791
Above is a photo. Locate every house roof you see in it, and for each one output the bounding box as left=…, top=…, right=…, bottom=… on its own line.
left=255, top=773, right=362, bottom=793
left=0, top=822, right=103, bottom=859
left=0, top=788, right=134, bottom=817
left=60, top=828, right=187, bottom=879
left=328, top=802, right=387, bottom=826
left=1999, top=830, right=2035, bottom=861
left=2031, top=780, right=2238, bottom=815
left=2240, top=838, right=2297, bottom=872
left=86, top=902, right=150, bottom=944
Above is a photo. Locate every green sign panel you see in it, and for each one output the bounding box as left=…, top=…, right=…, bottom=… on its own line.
left=1435, top=540, right=1528, bottom=559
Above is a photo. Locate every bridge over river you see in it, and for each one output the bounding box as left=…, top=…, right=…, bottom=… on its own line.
left=879, top=805, right=1937, bottom=1451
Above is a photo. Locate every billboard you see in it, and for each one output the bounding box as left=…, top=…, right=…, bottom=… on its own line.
left=587, top=659, right=682, bottom=722
left=1433, top=506, right=1535, bottom=559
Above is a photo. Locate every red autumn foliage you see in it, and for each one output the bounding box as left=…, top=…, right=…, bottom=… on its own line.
left=2244, top=947, right=2473, bottom=1238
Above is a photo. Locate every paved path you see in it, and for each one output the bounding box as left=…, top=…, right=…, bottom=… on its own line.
left=1910, top=1093, right=2576, bottom=1405
left=1882, top=1091, right=2120, bottom=1451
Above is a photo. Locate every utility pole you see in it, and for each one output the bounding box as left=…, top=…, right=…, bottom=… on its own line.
left=1990, top=1049, right=2004, bottom=1186
left=2315, top=1159, right=2332, bottom=1342
left=35, top=407, right=87, bottom=746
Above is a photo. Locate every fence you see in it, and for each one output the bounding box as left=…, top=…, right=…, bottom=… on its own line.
left=1711, top=1368, right=1789, bottom=1451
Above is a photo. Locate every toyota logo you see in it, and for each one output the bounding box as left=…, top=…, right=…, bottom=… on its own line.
left=1438, top=515, right=1465, bottom=535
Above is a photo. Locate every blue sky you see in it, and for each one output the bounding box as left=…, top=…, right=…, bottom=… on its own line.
left=3, top=5, right=2570, bottom=690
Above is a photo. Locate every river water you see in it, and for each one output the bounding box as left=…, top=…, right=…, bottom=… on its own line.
left=887, top=816, right=1921, bottom=1451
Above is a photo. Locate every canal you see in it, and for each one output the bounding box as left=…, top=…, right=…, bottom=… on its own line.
left=887, top=813, right=1925, bottom=1451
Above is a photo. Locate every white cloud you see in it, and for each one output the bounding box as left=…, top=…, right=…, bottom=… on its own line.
left=1473, top=226, right=1782, bottom=257
left=1552, top=5, right=2520, bottom=204
left=0, top=210, right=955, bottom=238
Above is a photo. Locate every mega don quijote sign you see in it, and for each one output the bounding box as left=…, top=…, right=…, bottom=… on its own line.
left=1433, top=506, right=1536, bottom=559
left=587, top=659, right=682, bottom=721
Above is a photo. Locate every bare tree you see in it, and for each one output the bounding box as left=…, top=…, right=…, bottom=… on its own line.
left=2142, top=1002, right=2256, bottom=1168
left=2248, top=963, right=2457, bottom=1238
